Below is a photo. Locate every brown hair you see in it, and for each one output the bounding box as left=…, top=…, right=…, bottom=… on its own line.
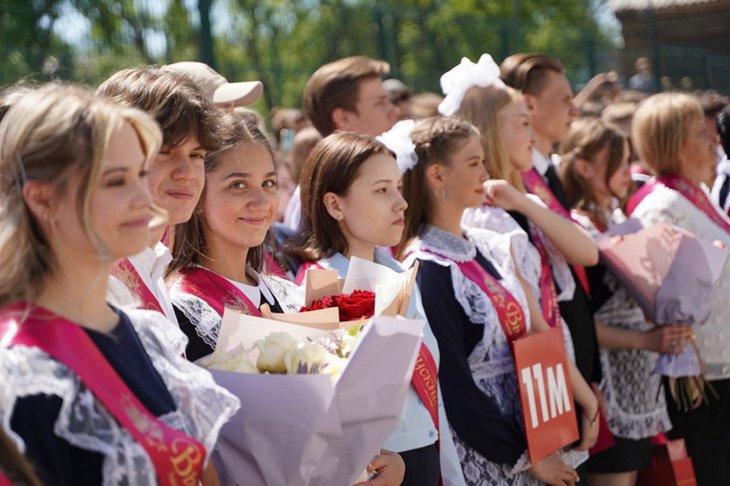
left=303, top=56, right=389, bottom=137
left=455, top=84, right=525, bottom=190
left=97, top=66, right=222, bottom=152
left=559, top=118, right=629, bottom=229
left=287, top=132, right=393, bottom=261
left=500, top=53, right=565, bottom=96
left=398, top=117, right=480, bottom=256
left=290, top=126, right=323, bottom=184
left=0, top=427, right=40, bottom=486
left=167, top=112, right=273, bottom=277
left=632, top=92, right=704, bottom=176
left=0, top=84, right=161, bottom=307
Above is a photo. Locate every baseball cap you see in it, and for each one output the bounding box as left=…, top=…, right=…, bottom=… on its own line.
left=163, top=61, right=264, bottom=106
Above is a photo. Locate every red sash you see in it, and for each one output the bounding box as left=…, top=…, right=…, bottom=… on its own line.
left=422, top=250, right=527, bottom=344
left=529, top=229, right=562, bottom=329
left=412, top=344, right=440, bottom=432
left=522, top=168, right=592, bottom=297
left=264, top=251, right=289, bottom=280
left=173, top=267, right=262, bottom=318
left=111, top=258, right=165, bottom=315
left=0, top=471, right=12, bottom=486
left=0, top=303, right=205, bottom=485
left=627, top=175, right=730, bottom=236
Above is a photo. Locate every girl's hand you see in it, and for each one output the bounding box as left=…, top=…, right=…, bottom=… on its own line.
left=530, top=453, right=579, bottom=486
left=643, top=325, right=693, bottom=354
left=484, top=179, right=527, bottom=212
left=353, top=450, right=405, bottom=486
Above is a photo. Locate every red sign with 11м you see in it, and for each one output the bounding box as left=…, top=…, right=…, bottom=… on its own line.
left=513, top=326, right=580, bottom=464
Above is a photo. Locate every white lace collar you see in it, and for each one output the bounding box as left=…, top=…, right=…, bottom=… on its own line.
left=418, top=225, right=477, bottom=262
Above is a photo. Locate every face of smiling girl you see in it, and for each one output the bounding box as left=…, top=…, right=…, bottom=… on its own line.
left=201, top=142, right=278, bottom=252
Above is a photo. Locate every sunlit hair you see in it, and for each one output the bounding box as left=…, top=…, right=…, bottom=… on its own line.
left=97, top=66, right=222, bottom=152
left=167, top=112, right=273, bottom=277
left=397, top=116, right=480, bottom=257
left=456, top=84, right=525, bottom=191
left=0, top=83, right=161, bottom=307
left=303, top=56, right=390, bottom=136
left=500, top=53, right=565, bottom=96
left=286, top=132, right=393, bottom=262
left=559, top=118, right=630, bottom=229
left=632, top=92, right=704, bottom=176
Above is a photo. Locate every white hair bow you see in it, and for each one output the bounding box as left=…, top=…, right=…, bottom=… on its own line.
left=377, top=119, right=418, bottom=174
left=438, top=53, right=506, bottom=116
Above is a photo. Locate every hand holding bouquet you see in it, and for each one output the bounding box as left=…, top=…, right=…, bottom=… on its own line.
left=596, top=221, right=728, bottom=410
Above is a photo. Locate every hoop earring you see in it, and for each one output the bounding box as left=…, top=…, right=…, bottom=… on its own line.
left=434, top=188, right=446, bottom=200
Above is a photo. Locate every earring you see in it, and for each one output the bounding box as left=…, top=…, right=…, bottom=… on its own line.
left=434, top=188, right=446, bottom=200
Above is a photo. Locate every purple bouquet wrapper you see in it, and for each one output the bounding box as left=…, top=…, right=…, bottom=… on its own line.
left=597, top=221, right=728, bottom=377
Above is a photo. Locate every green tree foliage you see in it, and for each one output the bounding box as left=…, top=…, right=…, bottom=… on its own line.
left=1, top=0, right=615, bottom=110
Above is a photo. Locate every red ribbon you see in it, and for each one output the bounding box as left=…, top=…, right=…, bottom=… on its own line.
left=529, top=229, right=562, bottom=329
left=422, top=249, right=527, bottom=344
left=111, top=258, right=165, bottom=315
left=0, top=303, right=205, bottom=485
left=411, top=344, right=440, bottom=431
left=522, top=168, right=592, bottom=297
left=627, top=175, right=730, bottom=236
left=172, top=267, right=262, bottom=318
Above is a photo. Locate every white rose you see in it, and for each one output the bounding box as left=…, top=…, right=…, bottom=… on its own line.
left=322, top=354, right=348, bottom=378
left=256, top=332, right=298, bottom=373
left=284, top=342, right=329, bottom=374
left=338, top=332, right=358, bottom=358
left=197, top=345, right=258, bottom=373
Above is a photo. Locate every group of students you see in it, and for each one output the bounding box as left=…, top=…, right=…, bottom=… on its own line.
left=0, top=49, right=729, bottom=486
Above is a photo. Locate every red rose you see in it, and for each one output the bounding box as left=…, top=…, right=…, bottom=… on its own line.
left=300, top=290, right=375, bottom=321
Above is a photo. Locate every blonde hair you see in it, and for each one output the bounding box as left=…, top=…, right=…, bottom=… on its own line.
left=0, top=83, right=161, bottom=307
left=632, top=92, right=704, bottom=176
left=455, top=84, right=525, bottom=191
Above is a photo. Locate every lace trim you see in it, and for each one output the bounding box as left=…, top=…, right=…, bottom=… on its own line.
left=418, top=225, right=476, bottom=262
left=170, top=292, right=222, bottom=350
left=259, top=273, right=303, bottom=312
left=1, top=309, right=240, bottom=484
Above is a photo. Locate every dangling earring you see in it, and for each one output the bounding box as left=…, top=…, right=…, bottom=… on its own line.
left=434, top=188, right=446, bottom=200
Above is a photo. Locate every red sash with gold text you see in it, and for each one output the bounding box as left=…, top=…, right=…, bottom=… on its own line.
left=111, top=258, right=165, bottom=315
left=627, top=175, right=730, bottom=236
left=422, top=250, right=527, bottom=345
left=411, top=344, right=440, bottom=432
left=522, top=168, right=592, bottom=297
left=173, top=267, right=262, bottom=318
left=0, top=303, right=205, bottom=485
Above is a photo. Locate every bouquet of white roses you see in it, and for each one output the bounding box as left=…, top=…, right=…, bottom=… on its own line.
left=202, top=310, right=424, bottom=486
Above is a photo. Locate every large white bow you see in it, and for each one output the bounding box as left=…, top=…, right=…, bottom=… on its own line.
left=438, top=53, right=506, bottom=116
left=376, top=119, right=418, bottom=174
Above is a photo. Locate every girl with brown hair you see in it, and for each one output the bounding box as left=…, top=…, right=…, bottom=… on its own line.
left=560, top=118, right=681, bottom=486
left=167, top=112, right=299, bottom=362
left=400, top=115, right=599, bottom=486
left=287, top=128, right=460, bottom=485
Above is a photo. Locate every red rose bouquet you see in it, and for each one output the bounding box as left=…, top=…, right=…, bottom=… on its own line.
left=300, top=289, right=375, bottom=322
